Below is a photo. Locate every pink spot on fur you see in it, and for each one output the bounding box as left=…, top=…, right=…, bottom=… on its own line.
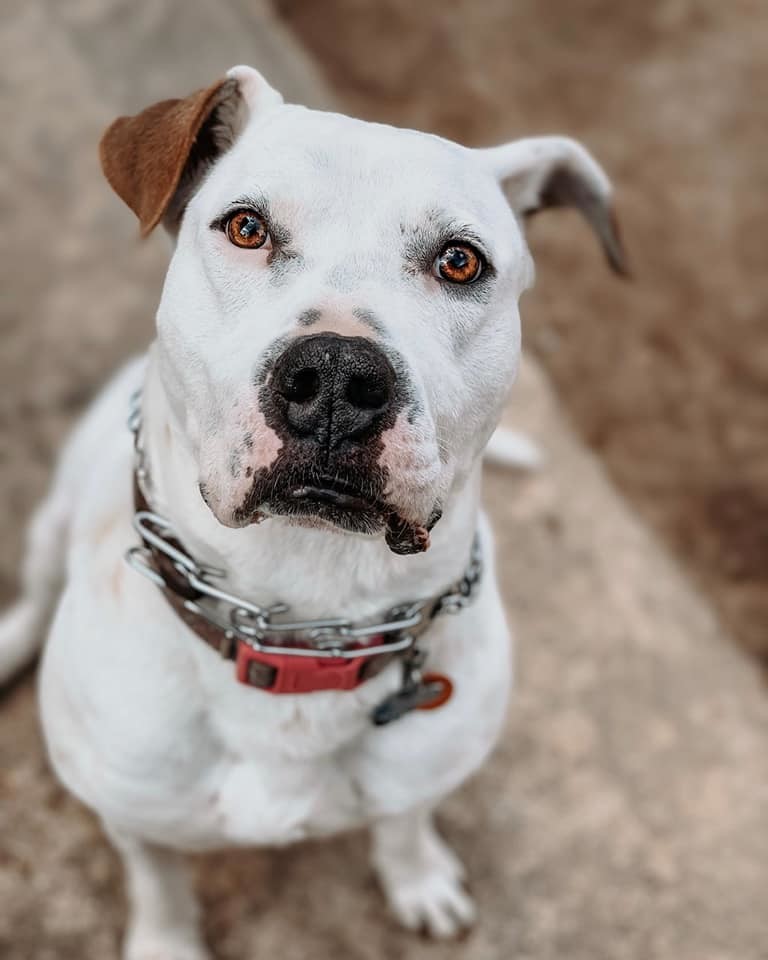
left=247, top=409, right=282, bottom=471
left=303, top=313, right=372, bottom=338
left=378, top=413, right=428, bottom=476
left=200, top=405, right=283, bottom=524
left=378, top=412, right=441, bottom=526
left=289, top=298, right=379, bottom=341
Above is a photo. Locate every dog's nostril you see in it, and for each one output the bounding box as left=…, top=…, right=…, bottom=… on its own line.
left=282, top=367, right=320, bottom=404
left=270, top=334, right=396, bottom=444
left=345, top=374, right=388, bottom=410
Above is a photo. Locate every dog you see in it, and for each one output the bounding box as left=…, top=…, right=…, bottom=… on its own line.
left=0, top=64, right=623, bottom=958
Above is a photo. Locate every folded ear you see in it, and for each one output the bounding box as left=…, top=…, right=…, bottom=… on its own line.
left=99, top=65, right=283, bottom=236
left=478, top=136, right=628, bottom=276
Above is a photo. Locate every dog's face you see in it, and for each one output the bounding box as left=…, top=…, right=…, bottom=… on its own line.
left=157, top=103, right=533, bottom=555
left=102, top=67, right=624, bottom=553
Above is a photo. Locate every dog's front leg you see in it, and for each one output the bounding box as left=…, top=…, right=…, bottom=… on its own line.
left=108, top=830, right=208, bottom=960
left=371, top=805, right=476, bottom=939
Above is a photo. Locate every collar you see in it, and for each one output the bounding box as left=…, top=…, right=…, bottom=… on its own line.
left=124, top=391, right=482, bottom=723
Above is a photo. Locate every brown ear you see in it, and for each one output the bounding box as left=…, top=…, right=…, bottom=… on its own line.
left=99, top=77, right=239, bottom=236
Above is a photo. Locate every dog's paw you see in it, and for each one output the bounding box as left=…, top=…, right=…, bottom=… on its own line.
left=376, top=826, right=476, bottom=939
left=372, top=812, right=477, bottom=939
left=124, top=932, right=210, bottom=960
left=387, top=870, right=476, bottom=939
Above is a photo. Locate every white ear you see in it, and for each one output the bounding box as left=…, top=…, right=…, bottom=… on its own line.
left=478, top=135, right=627, bottom=275
left=227, top=65, right=284, bottom=114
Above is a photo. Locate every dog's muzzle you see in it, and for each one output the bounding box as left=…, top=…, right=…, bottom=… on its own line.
left=216, top=333, right=435, bottom=554
left=240, top=334, right=416, bottom=548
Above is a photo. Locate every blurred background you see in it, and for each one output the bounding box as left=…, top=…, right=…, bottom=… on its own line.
left=278, top=0, right=768, bottom=666
left=1, top=1, right=766, bottom=958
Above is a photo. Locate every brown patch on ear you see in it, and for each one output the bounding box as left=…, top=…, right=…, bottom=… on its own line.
left=528, top=166, right=630, bottom=277
left=99, top=77, right=236, bottom=236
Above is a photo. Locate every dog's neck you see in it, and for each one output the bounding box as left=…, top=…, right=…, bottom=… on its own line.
left=139, top=352, right=482, bottom=623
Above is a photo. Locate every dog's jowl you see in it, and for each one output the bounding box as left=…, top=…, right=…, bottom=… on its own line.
left=0, top=63, right=623, bottom=957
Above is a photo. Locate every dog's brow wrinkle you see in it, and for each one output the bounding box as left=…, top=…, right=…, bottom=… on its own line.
left=227, top=192, right=269, bottom=215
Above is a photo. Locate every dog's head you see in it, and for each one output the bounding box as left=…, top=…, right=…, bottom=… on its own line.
left=101, top=66, right=624, bottom=554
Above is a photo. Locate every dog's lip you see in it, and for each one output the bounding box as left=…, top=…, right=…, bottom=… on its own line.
left=288, top=479, right=376, bottom=513
left=232, top=478, right=432, bottom=554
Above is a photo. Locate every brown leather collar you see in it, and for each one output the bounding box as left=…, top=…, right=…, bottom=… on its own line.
left=132, top=478, right=407, bottom=691
left=129, top=473, right=482, bottom=715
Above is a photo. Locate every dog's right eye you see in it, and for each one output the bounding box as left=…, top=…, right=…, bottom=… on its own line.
left=225, top=210, right=269, bottom=249
left=433, top=243, right=484, bottom=284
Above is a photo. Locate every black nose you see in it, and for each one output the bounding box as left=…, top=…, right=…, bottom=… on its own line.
left=269, top=334, right=396, bottom=448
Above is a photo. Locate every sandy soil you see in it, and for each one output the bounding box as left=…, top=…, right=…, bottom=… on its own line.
left=275, top=0, right=768, bottom=663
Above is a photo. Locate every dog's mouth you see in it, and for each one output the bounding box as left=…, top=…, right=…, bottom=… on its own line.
left=264, top=475, right=387, bottom=536
left=288, top=476, right=379, bottom=515
left=230, top=474, right=433, bottom=555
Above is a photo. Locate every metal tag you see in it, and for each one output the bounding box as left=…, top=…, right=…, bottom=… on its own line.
left=371, top=676, right=449, bottom=726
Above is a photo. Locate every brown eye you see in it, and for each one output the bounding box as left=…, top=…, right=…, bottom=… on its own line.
left=434, top=243, right=483, bottom=284
left=226, top=210, right=269, bottom=249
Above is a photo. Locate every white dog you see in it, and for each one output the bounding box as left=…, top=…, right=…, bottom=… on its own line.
left=0, top=65, right=623, bottom=958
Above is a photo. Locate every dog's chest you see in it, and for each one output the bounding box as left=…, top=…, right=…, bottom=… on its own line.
left=142, top=646, right=503, bottom=851
left=45, top=604, right=447, bottom=849
left=45, top=659, right=378, bottom=848
left=94, top=702, right=439, bottom=850
left=190, top=679, right=390, bottom=845
left=45, top=612, right=499, bottom=851
left=201, top=739, right=374, bottom=848
left=41, top=488, right=509, bottom=851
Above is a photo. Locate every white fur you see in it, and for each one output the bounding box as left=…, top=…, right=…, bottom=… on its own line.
left=484, top=426, right=543, bottom=469
left=0, top=65, right=614, bottom=957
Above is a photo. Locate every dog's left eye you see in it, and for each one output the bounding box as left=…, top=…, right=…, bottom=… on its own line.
left=225, top=210, right=269, bottom=249
left=433, top=243, right=484, bottom=284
